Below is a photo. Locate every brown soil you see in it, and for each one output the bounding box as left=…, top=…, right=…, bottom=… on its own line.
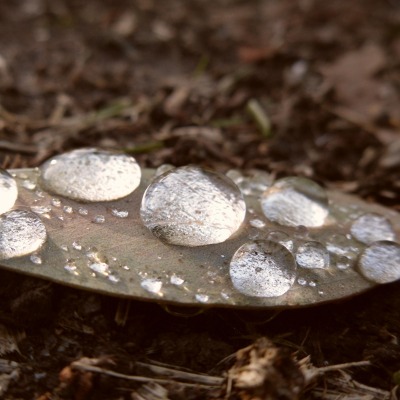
left=0, top=0, right=400, bottom=399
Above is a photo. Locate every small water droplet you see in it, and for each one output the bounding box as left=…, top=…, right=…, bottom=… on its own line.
left=267, top=231, right=294, bottom=252
left=195, top=293, right=209, bottom=303
left=229, top=240, right=297, bottom=297
left=39, top=148, right=141, bottom=202
left=30, top=254, right=42, bottom=265
left=60, top=245, right=69, bottom=252
left=141, top=278, right=163, bottom=294
left=0, top=210, right=47, bottom=259
left=63, top=206, right=73, bottom=214
left=221, top=291, right=230, bottom=300
left=351, top=213, right=396, bottom=245
left=358, top=241, right=400, bottom=284
left=296, top=241, right=330, bottom=269
left=64, top=260, right=79, bottom=275
left=72, top=241, right=82, bottom=251
left=122, top=265, right=130, bottom=270
left=35, top=190, right=45, bottom=198
left=170, top=274, right=184, bottom=285
left=250, top=219, right=266, bottom=229
left=141, top=166, right=246, bottom=246
left=335, top=255, right=353, bottom=270
left=226, top=169, right=272, bottom=196
left=318, top=290, right=324, bottom=296
left=22, top=180, right=36, bottom=190
left=93, top=215, right=105, bottom=224
left=51, top=198, right=61, bottom=207
left=261, top=177, right=329, bottom=227
left=78, top=207, right=89, bottom=216
left=297, top=277, right=307, bottom=286
left=309, top=280, right=317, bottom=287
left=89, top=262, right=110, bottom=276
left=111, top=209, right=129, bottom=218
left=31, top=205, right=52, bottom=214
left=108, top=274, right=120, bottom=283
left=326, top=234, right=358, bottom=259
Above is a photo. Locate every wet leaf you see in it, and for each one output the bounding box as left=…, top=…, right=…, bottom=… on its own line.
left=0, top=167, right=399, bottom=309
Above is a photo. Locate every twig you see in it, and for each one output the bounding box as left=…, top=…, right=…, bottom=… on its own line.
left=317, top=360, right=371, bottom=374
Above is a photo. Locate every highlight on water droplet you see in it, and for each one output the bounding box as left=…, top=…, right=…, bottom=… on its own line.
left=0, top=169, right=18, bottom=215
left=358, top=241, right=400, bottom=284
left=229, top=240, right=297, bottom=297
left=350, top=213, right=396, bottom=245
left=39, top=148, right=141, bottom=202
left=296, top=241, right=330, bottom=269
left=0, top=210, right=47, bottom=259
left=260, top=176, right=329, bottom=227
left=140, top=165, right=246, bottom=246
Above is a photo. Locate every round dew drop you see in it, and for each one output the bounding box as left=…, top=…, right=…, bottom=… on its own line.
left=39, top=148, right=141, bottom=202
left=296, top=241, right=330, bottom=269
left=0, top=169, right=18, bottom=215
left=358, top=241, right=400, bottom=284
left=0, top=210, right=47, bottom=259
left=350, top=213, right=396, bottom=245
left=229, top=240, right=297, bottom=297
left=260, top=176, right=329, bottom=227
left=140, top=166, right=246, bottom=246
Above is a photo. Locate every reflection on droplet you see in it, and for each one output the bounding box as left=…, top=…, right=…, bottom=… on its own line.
left=267, top=231, right=294, bottom=252
left=250, top=219, right=266, bottom=229
left=351, top=213, right=396, bottom=245
left=0, top=170, right=18, bottom=215
left=39, top=148, right=141, bottom=202
left=170, top=275, right=184, bottom=285
left=141, top=278, right=163, bottom=294
left=141, top=166, right=246, bottom=246
left=78, top=207, right=88, bottom=216
left=30, top=254, right=42, bottom=265
left=111, top=209, right=129, bottom=218
left=296, top=241, right=329, bottom=269
left=0, top=210, right=47, bottom=259
left=261, top=177, right=329, bottom=227
left=229, top=240, right=296, bottom=297
left=358, top=241, right=400, bottom=284
left=93, top=215, right=105, bottom=224
left=195, top=294, right=209, bottom=303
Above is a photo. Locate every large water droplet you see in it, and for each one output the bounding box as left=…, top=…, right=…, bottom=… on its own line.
left=350, top=213, right=396, bottom=245
left=296, top=241, right=330, bottom=269
left=140, top=166, right=246, bottom=246
left=0, top=169, right=18, bottom=215
left=260, top=177, right=329, bottom=227
left=358, top=241, right=400, bottom=283
left=39, top=148, right=141, bottom=202
left=229, top=240, right=296, bottom=297
left=0, top=210, right=47, bottom=259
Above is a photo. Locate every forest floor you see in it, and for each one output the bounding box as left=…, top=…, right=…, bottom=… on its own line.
left=0, top=0, right=400, bottom=399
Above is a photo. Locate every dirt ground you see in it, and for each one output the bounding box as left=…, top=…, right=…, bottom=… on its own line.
left=1, top=0, right=400, bottom=399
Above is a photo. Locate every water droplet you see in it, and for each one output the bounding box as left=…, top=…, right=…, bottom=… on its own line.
left=93, top=215, right=105, bottom=224
left=78, top=207, right=88, bottom=216
left=267, top=231, right=294, bottom=252
left=108, top=274, right=120, bottom=283
left=31, top=205, right=52, bottom=214
left=111, top=209, right=129, bottom=218
left=141, top=278, right=163, bottom=294
left=195, top=294, right=209, bottom=303
left=250, top=219, right=266, bottom=229
left=170, top=274, right=184, bottom=285
left=63, top=206, right=73, bottom=214
left=296, top=241, right=330, bottom=269
left=0, top=210, right=47, bottom=259
left=30, top=254, right=42, bottom=265
left=141, top=166, right=246, bottom=246
left=72, top=241, right=82, bottom=251
left=51, top=198, right=61, bottom=207
left=221, top=291, right=230, bottom=300
left=309, top=280, right=317, bottom=287
left=326, top=234, right=358, bottom=259
left=89, top=262, right=110, bottom=276
left=60, top=245, right=69, bottom=252
left=261, top=177, right=329, bottom=227
left=335, top=255, right=353, bottom=270
left=351, top=213, right=396, bottom=245
left=64, top=260, right=79, bottom=276
left=297, top=277, right=307, bottom=286
left=358, top=241, right=400, bottom=284
left=0, top=169, right=18, bottom=215
left=226, top=169, right=272, bottom=196
left=39, top=148, right=141, bottom=202
left=229, top=240, right=297, bottom=297
left=22, top=180, right=36, bottom=190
